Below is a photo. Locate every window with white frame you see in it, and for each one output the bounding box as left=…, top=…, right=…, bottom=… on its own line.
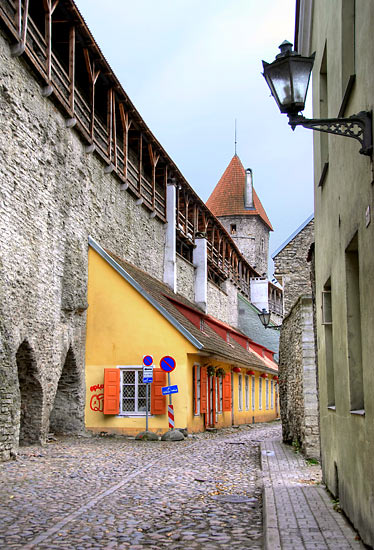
left=266, top=379, right=269, bottom=410
left=238, top=374, right=243, bottom=411
left=259, top=378, right=263, bottom=410
left=245, top=375, right=249, bottom=410
left=271, top=380, right=274, bottom=409
left=193, top=365, right=201, bottom=415
left=251, top=376, right=255, bottom=411
left=120, top=367, right=149, bottom=415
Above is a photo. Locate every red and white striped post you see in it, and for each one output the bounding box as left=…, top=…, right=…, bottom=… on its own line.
left=168, top=404, right=174, bottom=429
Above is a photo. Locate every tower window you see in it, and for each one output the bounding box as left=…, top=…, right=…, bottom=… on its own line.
left=261, top=237, right=265, bottom=252
left=230, top=224, right=237, bottom=235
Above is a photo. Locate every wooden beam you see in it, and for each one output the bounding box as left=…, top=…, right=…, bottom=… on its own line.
left=83, top=49, right=100, bottom=139
left=119, top=104, right=132, bottom=180
left=107, top=88, right=113, bottom=160
left=138, top=132, right=142, bottom=193
left=68, top=25, right=75, bottom=112
left=112, top=93, right=117, bottom=168
left=148, top=143, right=159, bottom=210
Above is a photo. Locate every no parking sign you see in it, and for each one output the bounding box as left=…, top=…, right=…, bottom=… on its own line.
left=160, top=356, right=176, bottom=372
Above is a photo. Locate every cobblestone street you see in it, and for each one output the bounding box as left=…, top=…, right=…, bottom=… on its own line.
left=0, top=423, right=281, bottom=549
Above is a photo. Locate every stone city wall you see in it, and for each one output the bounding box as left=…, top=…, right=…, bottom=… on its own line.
left=278, top=295, right=319, bottom=458
left=0, top=29, right=165, bottom=459
left=273, top=219, right=314, bottom=316
left=176, top=255, right=195, bottom=302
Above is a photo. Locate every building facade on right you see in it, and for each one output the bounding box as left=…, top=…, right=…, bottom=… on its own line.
left=296, top=1, right=374, bottom=546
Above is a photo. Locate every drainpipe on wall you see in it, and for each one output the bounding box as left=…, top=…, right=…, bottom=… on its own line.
left=193, top=233, right=207, bottom=312
left=244, top=168, right=254, bottom=208
left=163, top=179, right=177, bottom=293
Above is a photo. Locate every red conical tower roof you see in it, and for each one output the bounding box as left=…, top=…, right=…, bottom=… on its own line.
left=206, top=155, right=273, bottom=231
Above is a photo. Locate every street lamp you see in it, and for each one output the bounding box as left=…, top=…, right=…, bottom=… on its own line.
left=262, top=41, right=372, bottom=156
left=258, top=309, right=280, bottom=330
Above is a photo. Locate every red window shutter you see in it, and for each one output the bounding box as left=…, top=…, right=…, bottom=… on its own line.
left=200, top=366, right=207, bottom=413
left=103, top=368, right=120, bottom=415
left=222, top=373, right=232, bottom=412
left=151, top=369, right=166, bottom=415
left=193, top=365, right=198, bottom=415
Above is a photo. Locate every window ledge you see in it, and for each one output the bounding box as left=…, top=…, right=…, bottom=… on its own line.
left=350, top=409, right=365, bottom=416
left=327, top=406, right=336, bottom=411
left=117, top=413, right=152, bottom=418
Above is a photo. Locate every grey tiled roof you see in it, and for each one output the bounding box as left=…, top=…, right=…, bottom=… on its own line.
left=105, top=249, right=277, bottom=374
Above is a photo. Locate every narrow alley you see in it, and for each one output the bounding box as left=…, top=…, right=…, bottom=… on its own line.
left=1, top=424, right=279, bottom=549
left=0, top=422, right=364, bottom=550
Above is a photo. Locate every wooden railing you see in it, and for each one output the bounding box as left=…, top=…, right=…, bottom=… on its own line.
left=0, top=3, right=166, bottom=221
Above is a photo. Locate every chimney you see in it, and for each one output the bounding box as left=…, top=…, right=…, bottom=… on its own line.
left=244, top=168, right=253, bottom=208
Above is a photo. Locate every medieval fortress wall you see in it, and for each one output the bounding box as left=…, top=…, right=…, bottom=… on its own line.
left=0, top=28, right=241, bottom=459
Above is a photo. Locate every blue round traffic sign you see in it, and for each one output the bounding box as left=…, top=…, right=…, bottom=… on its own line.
left=160, top=356, right=176, bottom=373
left=143, top=355, right=153, bottom=366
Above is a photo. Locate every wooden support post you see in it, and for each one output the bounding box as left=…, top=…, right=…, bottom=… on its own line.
left=119, top=104, right=132, bottom=180
left=83, top=49, right=100, bottom=141
left=138, top=132, right=143, bottom=193
left=112, top=93, right=117, bottom=168
left=44, top=0, right=59, bottom=82
left=148, top=143, right=159, bottom=210
left=68, top=25, right=75, bottom=112
left=164, top=165, right=168, bottom=218
left=107, top=88, right=113, bottom=161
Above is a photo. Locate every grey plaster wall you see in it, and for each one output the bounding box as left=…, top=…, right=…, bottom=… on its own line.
left=273, top=219, right=314, bottom=316
left=217, top=216, right=270, bottom=276
left=279, top=295, right=319, bottom=458
left=0, top=29, right=165, bottom=459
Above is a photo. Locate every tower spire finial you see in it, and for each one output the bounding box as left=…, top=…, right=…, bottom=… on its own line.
left=234, top=119, right=237, bottom=156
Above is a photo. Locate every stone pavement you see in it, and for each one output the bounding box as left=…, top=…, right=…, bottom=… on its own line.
left=261, top=439, right=365, bottom=550
left=0, top=422, right=280, bottom=549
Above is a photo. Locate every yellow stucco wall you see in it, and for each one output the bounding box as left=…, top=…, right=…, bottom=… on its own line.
left=86, top=247, right=279, bottom=435
left=85, top=247, right=197, bottom=435
left=186, top=358, right=279, bottom=432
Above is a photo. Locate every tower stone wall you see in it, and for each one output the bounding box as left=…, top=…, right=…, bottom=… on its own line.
left=218, top=215, right=270, bottom=276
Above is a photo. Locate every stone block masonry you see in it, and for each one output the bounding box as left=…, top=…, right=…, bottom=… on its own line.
left=273, top=218, right=314, bottom=316
left=278, top=295, right=319, bottom=458
left=0, top=29, right=165, bottom=459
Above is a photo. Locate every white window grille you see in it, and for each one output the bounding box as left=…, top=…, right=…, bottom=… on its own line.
left=238, top=374, right=243, bottom=411
left=251, top=376, right=255, bottom=411
left=271, top=380, right=274, bottom=409
left=120, top=368, right=149, bottom=415
left=266, top=379, right=269, bottom=410
left=245, top=375, right=249, bottom=410
left=259, top=378, right=263, bottom=410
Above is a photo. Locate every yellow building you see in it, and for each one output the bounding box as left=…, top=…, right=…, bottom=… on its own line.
left=85, top=237, right=279, bottom=435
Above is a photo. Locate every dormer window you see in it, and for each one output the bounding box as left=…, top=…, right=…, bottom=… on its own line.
left=230, top=224, right=237, bottom=235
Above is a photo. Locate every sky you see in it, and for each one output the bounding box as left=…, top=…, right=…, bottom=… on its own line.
left=75, top=0, right=314, bottom=273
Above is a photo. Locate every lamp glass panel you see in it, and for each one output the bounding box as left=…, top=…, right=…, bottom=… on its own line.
left=289, top=58, right=313, bottom=105
left=265, top=59, right=292, bottom=107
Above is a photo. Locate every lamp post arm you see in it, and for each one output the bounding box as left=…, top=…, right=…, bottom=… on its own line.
left=288, top=111, right=372, bottom=156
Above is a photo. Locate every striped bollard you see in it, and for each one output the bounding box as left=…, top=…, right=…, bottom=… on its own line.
left=168, top=404, right=175, bottom=429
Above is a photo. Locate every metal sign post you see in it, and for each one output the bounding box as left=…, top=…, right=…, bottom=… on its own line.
left=160, top=357, right=177, bottom=430
left=146, top=383, right=149, bottom=432
left=142, top=356, right=154, bottom=433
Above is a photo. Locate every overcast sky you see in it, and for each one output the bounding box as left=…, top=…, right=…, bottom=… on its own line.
left=75, top=0, right=314, bottom=272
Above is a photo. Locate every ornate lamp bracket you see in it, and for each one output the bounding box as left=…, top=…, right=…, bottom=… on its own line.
left=288, top=111, right=373, bottom=156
